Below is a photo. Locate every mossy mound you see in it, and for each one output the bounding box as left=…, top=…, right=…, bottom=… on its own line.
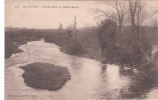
left=20, top=62, right=71, bottom=90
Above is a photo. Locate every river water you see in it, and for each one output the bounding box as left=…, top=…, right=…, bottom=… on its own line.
left=5, top=40, right=158, bottom=100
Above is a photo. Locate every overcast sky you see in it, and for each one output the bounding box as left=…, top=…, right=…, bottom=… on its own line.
left=5, top=1, right=158, bottom=29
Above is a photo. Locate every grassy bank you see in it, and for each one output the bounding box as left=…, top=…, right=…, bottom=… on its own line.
left=20, top=62, right=71, bottom=90
left=5, top=28, right=41, bottom=58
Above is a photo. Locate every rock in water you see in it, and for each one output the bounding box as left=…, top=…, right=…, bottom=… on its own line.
left=20, top=62, right=71, bottom=90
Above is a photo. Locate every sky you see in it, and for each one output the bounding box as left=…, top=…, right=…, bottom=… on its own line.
left=5, top=0, right=158, bottom=29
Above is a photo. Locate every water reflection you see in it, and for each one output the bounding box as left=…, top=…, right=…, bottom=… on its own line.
left=120, top=66, right=158, bottom=99
left=69, top=57, right=83, bottom=75
left=5, top=40, right=158, bottom=100
left=95, top=64, right=130, bottom=100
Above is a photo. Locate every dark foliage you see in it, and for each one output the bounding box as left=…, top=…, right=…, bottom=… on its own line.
left=97, top=19, right=153, bottom=69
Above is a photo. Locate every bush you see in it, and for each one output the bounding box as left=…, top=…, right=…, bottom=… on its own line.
left=97, top=19, right=153, bottom=69
left=97, top=19, right=117, bottom=59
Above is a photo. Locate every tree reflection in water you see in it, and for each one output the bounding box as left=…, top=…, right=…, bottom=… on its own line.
left=120, top=65, right=158, bottom=99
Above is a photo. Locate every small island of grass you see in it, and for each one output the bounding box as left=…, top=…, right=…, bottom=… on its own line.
left=20, top=62, right=71, bottom=90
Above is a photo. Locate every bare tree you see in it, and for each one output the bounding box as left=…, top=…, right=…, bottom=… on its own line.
left=93, top=0, right=129, bottom=34
left=128, top=0, right=137, bottom=31
left=93, top=0, right=158, bottom=40
left=128, top=0, right=158, bottom=38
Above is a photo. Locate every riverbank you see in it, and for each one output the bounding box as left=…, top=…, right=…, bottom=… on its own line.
left=20, top=62, right=71, bottom=90
left=5, top=28, right=41, bottom=58
left=5, top=42, right=23, bottom=58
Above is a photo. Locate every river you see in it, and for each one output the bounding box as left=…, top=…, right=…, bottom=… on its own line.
left=5, top=40, right=158, bottom=100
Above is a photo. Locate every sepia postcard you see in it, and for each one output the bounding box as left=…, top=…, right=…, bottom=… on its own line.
left=5, top=0, right=158, bottom=100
